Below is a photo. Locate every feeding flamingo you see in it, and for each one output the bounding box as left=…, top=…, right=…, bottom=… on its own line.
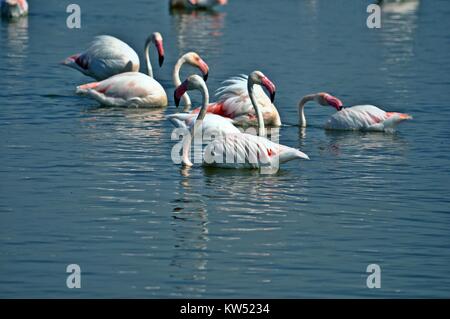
left=172, top=72, right=309, bottom=170
left=191, top=74, right=282, bottom=127
left=62, top=33, right=164, bottom=81
left=1, top=0, right=28, bottom=18
left=170, top=0, right=228, bottom=10
left=75, top=33, right=167, bottom=108
left=172, top=52, right=210, bottom=111
left=298, top=93, right=412, bottom=132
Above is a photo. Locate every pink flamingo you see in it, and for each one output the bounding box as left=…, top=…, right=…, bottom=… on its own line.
left=170, top=0, right=227, bottom=9
left=172, top=72, right=309, bottom=170
left=75, top=33, right=167, bottom=108
left=62, top=33, right=164, bottom=81
left=168, top=73, right=239, bottom=136
left=190, top=74, right=282, bottom=127
left=172, top=52, right=209, bottom=111
left=298, top=93, right=412, bottom=132
left=1, top=0, right=28, bottom=18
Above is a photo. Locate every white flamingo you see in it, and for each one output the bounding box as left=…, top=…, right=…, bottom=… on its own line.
left=75, top=33, right=167, bottom=108
left=62, top=33, right=164, bottom=81
left=167, top=73, right=239, bottom=136
left=173, top=72, right=309, bottom=170
left=298, top=92, right=412, bottom=132
left=1, top=0, right=28, bottom=18
left=172, top=52, right=210, bottom=110
left=191, top=74, right=282, bottom=127
left=170, top=0, right=227, bottom=9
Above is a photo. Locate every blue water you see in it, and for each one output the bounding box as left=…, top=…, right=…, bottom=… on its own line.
left=1, top=0, right=449, bottom=298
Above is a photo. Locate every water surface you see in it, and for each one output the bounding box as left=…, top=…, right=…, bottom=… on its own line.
left=1, top=0, right=450, bottom=298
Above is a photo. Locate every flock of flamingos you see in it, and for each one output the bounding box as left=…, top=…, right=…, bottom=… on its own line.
left=2, top=0, right=413, bottom=172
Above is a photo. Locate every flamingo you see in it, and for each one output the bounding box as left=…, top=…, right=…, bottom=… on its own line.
left=62, top=33, right=164, bottom=81
left=1, top=0, right=28, bottom=18
left=167, top=73, right=239, bottom=136
left=75, top=33, right=167, bottom=108
left=191, top=74, right=282, bottom=127
left=172, top=72, right=309, bottom=170
left=298, top=93, right=412, bottom=132
left=170, top=0, right=228, bottom=10
left=172, top=52, right=210, bottom=111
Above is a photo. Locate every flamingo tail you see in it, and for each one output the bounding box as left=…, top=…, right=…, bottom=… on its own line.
left=76, top=82, right=99, bottom=95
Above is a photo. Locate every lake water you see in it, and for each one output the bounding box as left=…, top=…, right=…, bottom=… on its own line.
left=1, top=0, right=449, bottom=298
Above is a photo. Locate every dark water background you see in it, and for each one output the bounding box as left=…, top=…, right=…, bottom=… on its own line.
left=1, top=0, right=449, bottom=297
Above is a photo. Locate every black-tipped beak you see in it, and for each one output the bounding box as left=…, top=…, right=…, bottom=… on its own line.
left=174, top=91, right=180, bottom=108
left=203, top=72, right=208, bottom=82
left=270, top=91, right=276, bottom=103
left=159, top=55, right=164, bottom=67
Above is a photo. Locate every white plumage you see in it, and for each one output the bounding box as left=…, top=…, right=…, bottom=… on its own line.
left=167, top=113, right=240, bottom=135
left=204, top=132, right=309, bottom=170
left=76, top=72, right=168, bottom=108
left=191, top=75, right=281, bottom=127
left=62, top=35, right=140, bottom=81
left=216, top=75, right=281, bottom=126
left=325, top=105, right=413, bottom=132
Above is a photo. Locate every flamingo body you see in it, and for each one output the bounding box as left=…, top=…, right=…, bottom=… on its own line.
left=324, top=105, right=412, bottom=132
left=167, top=113, right=240, bottom=135
left=170, top=0, right=227, bottom=9
left=192, top=75, right=282, bottom=127
left=63, top=35, right=140, bottom=81
left=204, top=133, right=309, bottom=170
left=76, top=72, right=167, bottom=108
left=1, top=0, right=28, bottom=18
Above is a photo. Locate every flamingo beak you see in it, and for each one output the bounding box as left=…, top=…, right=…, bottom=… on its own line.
left=155, top=40, right=165, bottom=67
left=261, top=76, right=276, bottom=103
left=325, top=95, right=343, bottom=111
left=174, top=81, right=188, bottom=108
left=188, top=0, right=198, bottom=5
left=217, top=0, right=228, bottom=5
left=198, top=58, right=209, bottom=81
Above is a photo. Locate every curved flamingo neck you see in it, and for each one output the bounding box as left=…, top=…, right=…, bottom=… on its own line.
left=182, top=80, right=209, bottom=167
left=144, top=36, right=154, bottom=78
left=248, top=79, right=266, bottom=137
left=195, top=80, right=210, bottom=122
left=298, top=94, right=316, bottom=128
left=173, top=55, right=192, bottom=111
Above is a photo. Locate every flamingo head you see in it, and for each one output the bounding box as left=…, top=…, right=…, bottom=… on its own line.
left=152, top=32, right=165, bottom=67
left=174, top=74, right=204, bottom=108
left=249, top=71, right=277, bottom=103
left=317, top=93, right=343, bottom=111
left=184, top=52, right=209, bottom=81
